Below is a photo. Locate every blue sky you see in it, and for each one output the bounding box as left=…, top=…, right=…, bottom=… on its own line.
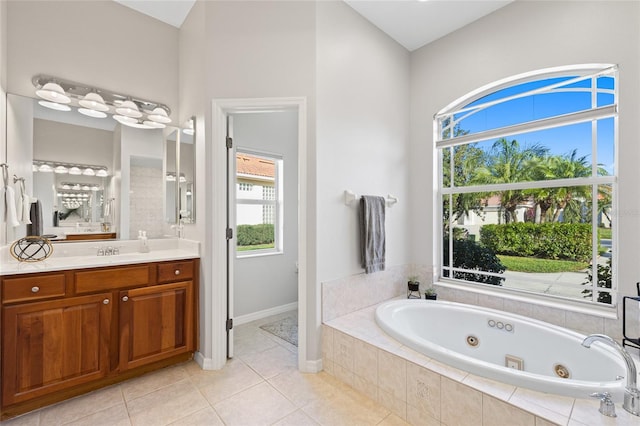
left=453, top=76, right=616, bottom=174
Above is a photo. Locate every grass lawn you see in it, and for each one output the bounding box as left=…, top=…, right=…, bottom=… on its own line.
left=237, top=243, right=275, bottom=252
left=498, top=255, right=589, bottom=273
left=599, top=227, right=612, bottom=240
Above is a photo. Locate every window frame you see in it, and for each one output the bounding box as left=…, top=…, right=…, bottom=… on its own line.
left=235, top=149, right=284, bottom=258
left=434, top=64, right=618, bottom=308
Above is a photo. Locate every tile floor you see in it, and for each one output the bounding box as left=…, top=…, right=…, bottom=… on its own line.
left=1, top=310, right=408, bottom=426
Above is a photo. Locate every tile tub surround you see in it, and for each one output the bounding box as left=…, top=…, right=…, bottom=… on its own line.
left=322, top=302, right=640, bottom=426
left=321, top=264, right=410, bottom=322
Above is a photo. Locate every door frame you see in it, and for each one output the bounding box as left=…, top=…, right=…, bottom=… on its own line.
left=211, top=97, right=308, bottom=371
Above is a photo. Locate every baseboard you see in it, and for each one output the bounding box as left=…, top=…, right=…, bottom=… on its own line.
left=300, top=358, right=322, bottom=373
left=194, top=351, right=222, bottom=370
left=234, top=301, right=298, bottom=325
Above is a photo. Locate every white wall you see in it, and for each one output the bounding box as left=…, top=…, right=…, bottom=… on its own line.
left=316, top=1, right=411, bottom=282
left=410, top=1, right=640, bottom=298
left=0, top=0, right=6, bottom=245
left=6, top=1, right=178, bottom=112
left=232, top=111, right=299, bottom=318
left=196, top=0, right=318, bottom=366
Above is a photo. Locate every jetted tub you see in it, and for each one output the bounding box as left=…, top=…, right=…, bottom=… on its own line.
left=375, top=299, right=627, bottom=400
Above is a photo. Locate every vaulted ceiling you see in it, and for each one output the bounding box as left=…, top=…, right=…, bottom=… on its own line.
left=114, top=0, right=512, bottom=51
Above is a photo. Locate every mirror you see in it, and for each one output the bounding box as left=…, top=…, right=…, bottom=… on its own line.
left=5, top=93, right=196, bottom=243
left=164, top=118, right=195, bottom=225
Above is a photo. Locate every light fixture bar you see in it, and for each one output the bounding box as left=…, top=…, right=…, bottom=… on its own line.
left=32, top=74, right=171, bottom=117
left=33, top=160, right=109, bottom=177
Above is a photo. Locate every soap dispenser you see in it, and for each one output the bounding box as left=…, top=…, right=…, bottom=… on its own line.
left=138, top=230, right=150, bottom=253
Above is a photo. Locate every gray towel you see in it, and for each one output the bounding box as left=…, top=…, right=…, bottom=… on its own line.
left=360, top=196, right=386, bottom=273
left=26, top=200, right=42, bottom=236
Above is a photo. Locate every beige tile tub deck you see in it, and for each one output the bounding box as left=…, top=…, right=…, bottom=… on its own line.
left=323, top=300, right=640, bottom=426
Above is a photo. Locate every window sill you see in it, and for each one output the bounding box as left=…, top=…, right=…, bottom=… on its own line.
left=236, top=250, right=283, bottom=259
left=435, top=279, right=618, bottom=320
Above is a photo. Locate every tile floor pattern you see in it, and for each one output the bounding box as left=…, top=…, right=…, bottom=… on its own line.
left=0, top=311, right=409, bottom=426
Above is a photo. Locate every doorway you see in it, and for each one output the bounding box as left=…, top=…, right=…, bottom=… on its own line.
left=211, top=98, right=308, bottom=371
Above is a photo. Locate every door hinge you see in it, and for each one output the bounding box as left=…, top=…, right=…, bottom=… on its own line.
left=226, top=318, right=233, bottom=331
left=226, top=228, right=233, bottom=240
left=226, top=136, right=233, bottom=149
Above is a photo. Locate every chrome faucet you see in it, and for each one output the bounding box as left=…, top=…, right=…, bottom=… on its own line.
left=582, top=334, right=640, bottom=416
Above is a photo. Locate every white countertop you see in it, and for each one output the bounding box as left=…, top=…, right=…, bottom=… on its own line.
left=0, top=238, right=200, bottom=276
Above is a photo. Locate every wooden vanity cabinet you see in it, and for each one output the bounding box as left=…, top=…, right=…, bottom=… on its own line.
left=119, top=281, right=194, bottom=371
left=2, top=292, right=112, bottom=406
left=0, top=258, right=199, bottom=419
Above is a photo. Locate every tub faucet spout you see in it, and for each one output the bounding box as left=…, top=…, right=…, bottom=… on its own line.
left=582, top=334, right=640, bottom=416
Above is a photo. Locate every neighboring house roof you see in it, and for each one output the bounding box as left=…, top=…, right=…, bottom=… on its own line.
left=236, top=154, right=275, bottom=178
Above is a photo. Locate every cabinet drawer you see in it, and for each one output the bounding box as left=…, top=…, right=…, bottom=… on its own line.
left=75, top=265, right=151, bottom=294
left=2, top=274, right=66, bottom=304
left=157, top=261, right=194, bottom=283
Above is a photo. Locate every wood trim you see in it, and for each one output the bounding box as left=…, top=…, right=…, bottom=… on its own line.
left=75, top=265, right=151, bottom=294
left=64, top=233, right=117, bottom=241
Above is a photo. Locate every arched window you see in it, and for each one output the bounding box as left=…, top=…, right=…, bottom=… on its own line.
left=435, top=64, right=617, bottom=305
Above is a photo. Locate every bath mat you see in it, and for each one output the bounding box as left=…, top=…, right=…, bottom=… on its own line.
left=260, top=314, right=298, bottom=347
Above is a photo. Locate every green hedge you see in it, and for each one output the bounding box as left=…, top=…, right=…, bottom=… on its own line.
left=480, top=223, right=591, bottom=262
left=237, top=224, right=274, bottom=246
left=443, top=239, right=505, bottom=286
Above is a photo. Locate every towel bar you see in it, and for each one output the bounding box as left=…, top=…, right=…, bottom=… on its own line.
left=344, top=190, right=398, bottom=207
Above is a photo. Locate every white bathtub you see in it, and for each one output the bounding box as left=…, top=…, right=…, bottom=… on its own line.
left=375, top=299, right=627, bottom=400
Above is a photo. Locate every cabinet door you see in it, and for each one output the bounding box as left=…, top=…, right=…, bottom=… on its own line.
left=119, top=281, right=194, bottom=371
left=2, top=293, right=112, bottom=406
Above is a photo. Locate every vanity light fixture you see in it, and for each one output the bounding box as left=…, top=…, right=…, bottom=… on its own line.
left=33, top=74, right=172, bottom=130
left=38, top=100, right=71, bottom=112
left=60, top=182, right=102, bottom=191
left=183, top=118, right=195, bottom=136
left=143, top=120, right=165, bottom=129
left=34, top=161, right=110, bottom=178
left=79, top=92, right=109, bottom=112
left=147, top=107, right=172, bottom=124
left=78, top=108, right=108, bottom=118
left=113, top=114, right=137, bottom=125
left=115, top=100, right=142, bottom=118
left=35, top=82, right=70, bottom=104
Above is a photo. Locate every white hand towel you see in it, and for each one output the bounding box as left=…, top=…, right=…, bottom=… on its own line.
left=4, top=186, right=21, bottom=227
left=20, top=192, right=32, bottom=224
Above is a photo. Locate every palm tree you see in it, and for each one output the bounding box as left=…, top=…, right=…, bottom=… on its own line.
left=476, top=138, right=547, bottom=223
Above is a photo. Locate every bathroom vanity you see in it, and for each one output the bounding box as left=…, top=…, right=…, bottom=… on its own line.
left=0, top=241, right=199, bottom=420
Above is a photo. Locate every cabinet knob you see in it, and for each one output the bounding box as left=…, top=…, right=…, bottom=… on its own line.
left=103, top=299, right=110, bottom=305
left=31, top=286, right=40, bottom=293
left=174, top=269, right=181, bottom=275
left=122, top=296, right=129, bottom=302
